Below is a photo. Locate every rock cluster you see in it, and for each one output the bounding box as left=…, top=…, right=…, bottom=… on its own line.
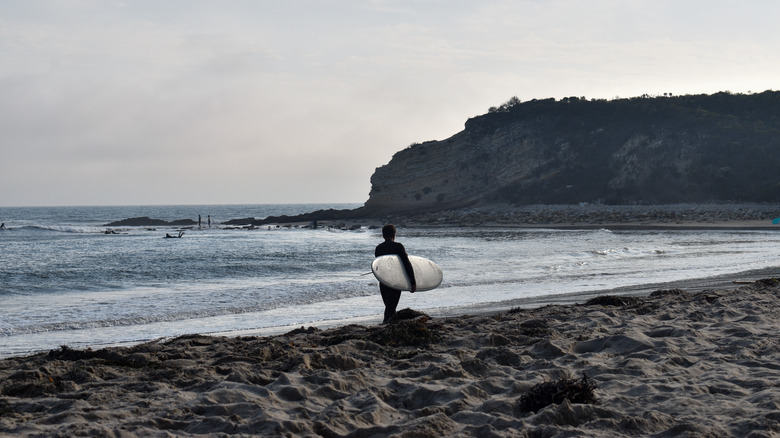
left=104, top=217, right=197, bottom=227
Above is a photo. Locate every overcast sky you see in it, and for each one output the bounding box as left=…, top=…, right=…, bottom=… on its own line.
left=1, top=0, right=778, bottom=207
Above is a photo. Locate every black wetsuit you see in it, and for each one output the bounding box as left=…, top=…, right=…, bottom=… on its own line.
left=375, top=240, right=416, bottom=323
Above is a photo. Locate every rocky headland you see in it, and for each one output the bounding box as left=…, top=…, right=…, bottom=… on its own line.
left=363, top=91, right=780, bottom=216
left=225, top=91, right=780, bottom=228
left=104, top=92, right=780, bottom=229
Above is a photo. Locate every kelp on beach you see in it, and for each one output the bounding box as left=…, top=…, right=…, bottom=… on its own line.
left=3, top=280, right=780, bottom=436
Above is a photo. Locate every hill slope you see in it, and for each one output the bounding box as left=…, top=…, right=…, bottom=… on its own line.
left=363, top=91, right=780, bottom=216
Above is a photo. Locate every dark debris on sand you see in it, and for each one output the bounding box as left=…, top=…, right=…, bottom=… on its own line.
left=367, top=309, right=436, bottom=347
left=517, top=374, right=599, bottom=413
left=754, top=278, right=780, bottom=287
left=584, top=295, right=641, bottom=307
left=649, top=288, right=689, bottom=298
left=278, top=308, right=437, bottom=349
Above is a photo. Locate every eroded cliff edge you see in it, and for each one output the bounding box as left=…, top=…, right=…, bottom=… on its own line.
left=362, top=91, right=780, bottom=216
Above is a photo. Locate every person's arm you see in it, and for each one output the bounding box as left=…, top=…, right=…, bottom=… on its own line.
left=398, top=244, right=416, bottom=293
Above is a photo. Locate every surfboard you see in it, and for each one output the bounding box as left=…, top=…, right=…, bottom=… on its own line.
left=371, top=255, right=443, bottom=292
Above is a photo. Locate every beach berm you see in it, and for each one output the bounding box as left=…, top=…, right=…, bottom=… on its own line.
left=3, top=280, right=780, bottom=436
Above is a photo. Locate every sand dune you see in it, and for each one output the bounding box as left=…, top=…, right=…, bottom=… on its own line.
left=3, top=280, right=780, bottom=436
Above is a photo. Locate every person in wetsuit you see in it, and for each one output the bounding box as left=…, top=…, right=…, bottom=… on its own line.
left=375, top=224, right=416, bottom=323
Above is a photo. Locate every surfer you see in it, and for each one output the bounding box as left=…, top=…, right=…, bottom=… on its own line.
left=375, top=224, right=416, bottom=323
left=164, top=231, right=184, bottom=238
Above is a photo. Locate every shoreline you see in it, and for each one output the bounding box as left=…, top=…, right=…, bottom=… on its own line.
left=2, top=266, right=777, bottom=360
left=218, top=266, right=780, bottom=340
left=4, top=271, right=780, bottom=436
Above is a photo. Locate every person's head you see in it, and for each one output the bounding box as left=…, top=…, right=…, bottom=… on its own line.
left=382, top=224, right=396, bottom=241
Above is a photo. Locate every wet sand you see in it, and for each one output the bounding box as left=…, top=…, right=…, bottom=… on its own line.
left=3, top=274, right=780, bottom=437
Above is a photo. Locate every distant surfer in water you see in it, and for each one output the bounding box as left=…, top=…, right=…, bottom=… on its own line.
left=375, top=224, right=416, bottom=323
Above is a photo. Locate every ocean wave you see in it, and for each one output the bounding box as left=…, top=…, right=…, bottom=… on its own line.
left=0, top=308, right=258, bottom=337
left=0, top=283, right=373, bottom=337
left=587, top=247, right=668, bottom=258
left=15, top=225, right=106, bottom=234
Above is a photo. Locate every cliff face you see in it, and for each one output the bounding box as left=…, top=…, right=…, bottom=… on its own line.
left=363, top=91, right=780, bottom=215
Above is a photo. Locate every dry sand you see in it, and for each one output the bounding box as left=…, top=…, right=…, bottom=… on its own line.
left=3, top=279, right=780, bottom=437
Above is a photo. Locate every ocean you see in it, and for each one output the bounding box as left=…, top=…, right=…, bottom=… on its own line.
left=2, top=204, right=779, bottom=358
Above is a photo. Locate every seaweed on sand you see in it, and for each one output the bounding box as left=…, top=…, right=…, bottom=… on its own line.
left=366, top=309, right=436, bottom=347
left=310, top=309, right=436, bottom=348
left=649, top=288, right=688, bottom=298
left=46, top=345, right=153, bottom=368
left=367, top=321, right=434, bottom=347
left=584, top=295, right=640, bottom=307
left=518, top=374, right=598, bottom=413
left=754, top=278, right=780, bottom=287
left=389, top=308, right=429, bottom=322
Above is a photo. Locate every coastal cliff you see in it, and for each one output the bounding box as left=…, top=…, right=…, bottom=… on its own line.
left=363, top=91, right=780, bottom=216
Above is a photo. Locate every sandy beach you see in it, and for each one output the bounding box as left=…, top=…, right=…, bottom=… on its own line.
left=3, top=275, right=780, bottom=437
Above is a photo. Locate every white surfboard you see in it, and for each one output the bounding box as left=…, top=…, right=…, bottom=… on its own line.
left=371, top=255, right=443, bottom=292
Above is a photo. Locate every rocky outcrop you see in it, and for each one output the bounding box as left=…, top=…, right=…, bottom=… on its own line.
left=104, top=217, right=197, bottom=227
left=363, top=91, right=780, bottom=216
left=223, top=208, right=364, bottom=227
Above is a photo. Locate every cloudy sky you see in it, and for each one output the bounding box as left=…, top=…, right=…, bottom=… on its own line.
left=1, top=0, right=778, bottom=207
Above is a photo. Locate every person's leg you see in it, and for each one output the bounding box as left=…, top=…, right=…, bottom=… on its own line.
left=380, top=286, right=401, bottom=323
